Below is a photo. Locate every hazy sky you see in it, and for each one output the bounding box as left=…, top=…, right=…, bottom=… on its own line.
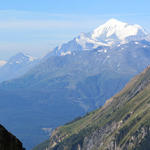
left=0, top=0, right=150, bottom=60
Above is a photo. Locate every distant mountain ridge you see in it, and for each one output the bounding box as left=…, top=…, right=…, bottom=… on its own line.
left=7, top=52, right=36, bottom=65
left=0, top=52, right=39, bottom=82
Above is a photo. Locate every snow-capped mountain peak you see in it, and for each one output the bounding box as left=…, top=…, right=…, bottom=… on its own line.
left=0, top=52, right=39, bottom=82
left=91, top=18, right=148, bottom=43
left=8, top=52, right=37, bottom=65
left=49, top=18, right=150, bottom=56
left=75, top=18, right=149, bottom=49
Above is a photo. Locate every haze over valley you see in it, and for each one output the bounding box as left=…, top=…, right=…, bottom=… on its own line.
left=0, top=1, right=150, bottom=150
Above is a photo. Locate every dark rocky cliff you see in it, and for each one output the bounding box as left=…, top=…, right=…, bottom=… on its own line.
left=0, top=124, right=24, bottom=150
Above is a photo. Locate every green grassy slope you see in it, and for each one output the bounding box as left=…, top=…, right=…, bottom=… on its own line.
left=40, top=66, right=150, bottom=150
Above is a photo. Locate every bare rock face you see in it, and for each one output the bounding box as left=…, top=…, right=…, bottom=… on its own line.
left=0, top=124, right=24, bottom=150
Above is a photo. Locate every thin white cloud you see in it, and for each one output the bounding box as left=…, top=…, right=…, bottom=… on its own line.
left=0, top=10, right=149, bottom=31
left=0, top=20, right=84, bottom=30
left=0, top=10, right=101, bottom=30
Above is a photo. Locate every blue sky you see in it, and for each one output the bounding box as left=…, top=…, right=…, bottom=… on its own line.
left=0, top=0, right=150, bottom=59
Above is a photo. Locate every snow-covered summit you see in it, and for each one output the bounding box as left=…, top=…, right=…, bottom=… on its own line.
left=76, top=18, right=149, bottom=48
left=0, top=52, right=39, bottom=82
left=49, top=18, right=150, bottom=56
left=92, top=19, right=147, bottom=42
left=8, top=52, right=37, bottom=65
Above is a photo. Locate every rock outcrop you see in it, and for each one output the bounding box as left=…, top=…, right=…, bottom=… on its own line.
left=0, top=124, right=24, bottom=150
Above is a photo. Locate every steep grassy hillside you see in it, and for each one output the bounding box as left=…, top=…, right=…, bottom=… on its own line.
left=41, top=66, right=150, bottom=150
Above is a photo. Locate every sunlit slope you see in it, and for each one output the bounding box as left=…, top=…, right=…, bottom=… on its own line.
left=46, top=66, right=150, bottom=150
